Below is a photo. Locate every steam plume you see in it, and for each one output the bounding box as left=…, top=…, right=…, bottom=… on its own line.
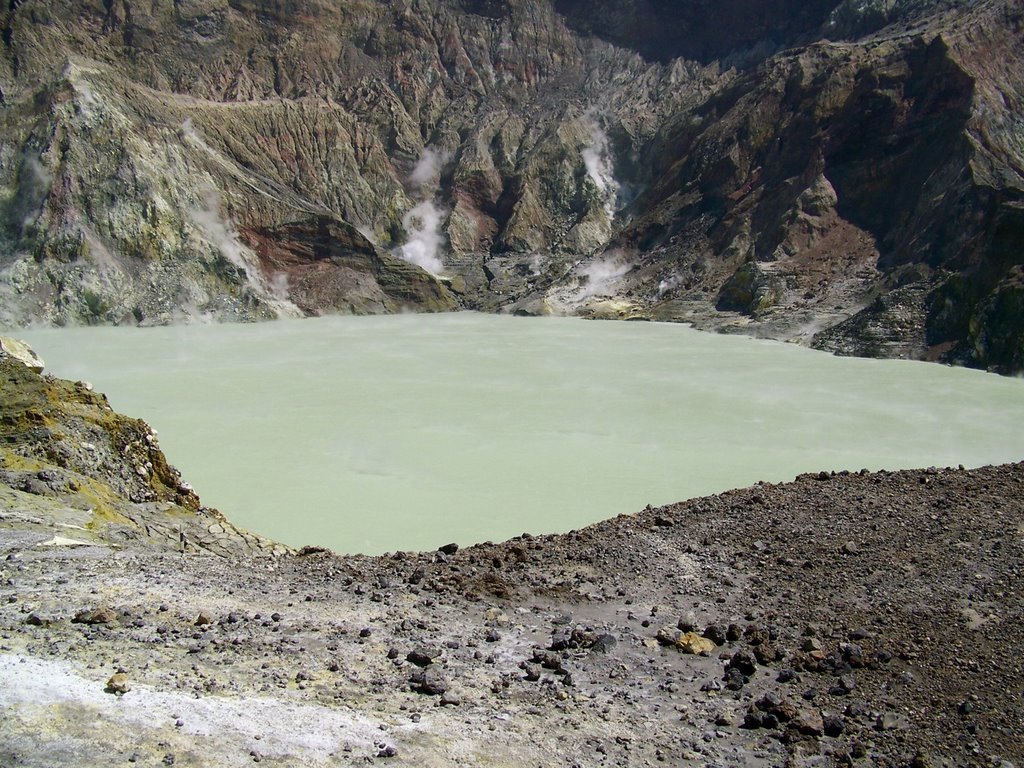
left=188, top=184, right=301, bottom=318
left=581, top=115, right=620, bottom=222
left=408, top=148, right=448, bottom=190
left=189, top=186, right=249, bottom=271
left=578, top=255, right=630, bottom=300
left=400, top=201, right=446, bottom=276
left=396, top=148, right=451, bottom=277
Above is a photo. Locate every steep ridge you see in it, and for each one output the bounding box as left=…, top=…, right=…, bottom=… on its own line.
left=0, top=339, right=286, bottom=556
left=0, top=0, right=1021, bottom=372
left=554, top=0, right=839, bottom=63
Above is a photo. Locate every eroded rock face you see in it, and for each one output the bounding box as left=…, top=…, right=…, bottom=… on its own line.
left=554, top=0, right=839, bottom=64
left=0, top=0, right=1020, bottom=372
left=0, top=352, right=285, bottom=557
left=579, top=9, right=1024, bottom=373
left=240, top=216, right=458, bottom=315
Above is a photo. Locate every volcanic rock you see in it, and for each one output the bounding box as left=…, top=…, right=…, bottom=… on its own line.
left=73, top=607, right=117, bottom=626
left=0, top=0, right=1021, bottom=374
left=105, top=673, right=131, bottom=694
left=410, top=666, right=449, bottom=696
left=1, top=312, right=1023, bottom=767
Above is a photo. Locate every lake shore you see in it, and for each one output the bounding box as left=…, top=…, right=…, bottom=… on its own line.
left=14, top=313, right=1024, bottom=555
left=1, top=352, right=1022, bottom=766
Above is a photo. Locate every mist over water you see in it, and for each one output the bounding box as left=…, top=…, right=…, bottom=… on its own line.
left=16, top=314, right=1024, bottom=555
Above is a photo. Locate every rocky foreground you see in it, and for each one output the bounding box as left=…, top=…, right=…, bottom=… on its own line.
left=1, top=347, right=1023, bottom=767
left=2, top=0, right=1023, bottom=373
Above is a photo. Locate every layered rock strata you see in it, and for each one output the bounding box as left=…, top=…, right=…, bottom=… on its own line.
left=0, top=0, right=1021, bottom=372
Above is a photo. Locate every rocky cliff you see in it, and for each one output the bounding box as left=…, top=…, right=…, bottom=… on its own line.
left=0, top=336, right=286, bottom=556
left=0, top=0, right=1021, bottom=371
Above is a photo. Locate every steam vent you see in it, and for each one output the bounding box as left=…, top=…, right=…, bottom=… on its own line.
left=0, top=0, right=1021, bottom=372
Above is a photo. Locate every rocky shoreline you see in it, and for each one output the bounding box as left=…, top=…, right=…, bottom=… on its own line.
left=1, top=348, right=1023, bottom=767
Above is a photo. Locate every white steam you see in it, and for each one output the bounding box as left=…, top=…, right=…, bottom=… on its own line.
left=529, top=252, right=544, bottom=277
left=188, top=185, right=301, bottom=318
left=356, top=226, right=379, bottom=246
left=581, top=115, right=620, bottom=222
left=19, top=156, right=52, bottom=230
left=578, top=256, right=631, bottom=300
left=71, top=80, right=100, bottom=117
left=180, top=118, right=211, bottom=152
left=189, top=186, right=249, bottom=271
left=23, top=156, right=52, bottom=190
left=396, top=148, right=451, bottom=277
left=408, top=148, right=449, bottom=190
left=542, top=253, right=633, bottom=312
left=400, top=201, right=446, bottom=276
left=80, top=224, right=119, bottom=271
left=270, top=272, right=291, bottom=302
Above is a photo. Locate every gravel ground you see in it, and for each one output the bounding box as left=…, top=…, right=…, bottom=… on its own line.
left=1, top=355, right=1022, bottom=767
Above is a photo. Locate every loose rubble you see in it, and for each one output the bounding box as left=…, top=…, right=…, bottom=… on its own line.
left=1, top=355, right=1023, bottom=765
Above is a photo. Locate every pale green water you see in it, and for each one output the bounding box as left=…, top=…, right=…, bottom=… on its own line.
left=14, top=313, right=1024, bottom=555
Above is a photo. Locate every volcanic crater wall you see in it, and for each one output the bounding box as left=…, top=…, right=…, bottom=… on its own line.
left=0, top=0, right=1020, bottom=372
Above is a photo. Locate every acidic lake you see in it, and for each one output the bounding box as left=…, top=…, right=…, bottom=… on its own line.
left=15, top=313, right=1024, bottom=555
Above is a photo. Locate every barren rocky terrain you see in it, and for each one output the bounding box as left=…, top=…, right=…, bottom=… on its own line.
left=1, top=344, right=1022, bottom=766
left=2, top=1, right=1022, bottom=762
left=0, top=0, right=1021, bottom=373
